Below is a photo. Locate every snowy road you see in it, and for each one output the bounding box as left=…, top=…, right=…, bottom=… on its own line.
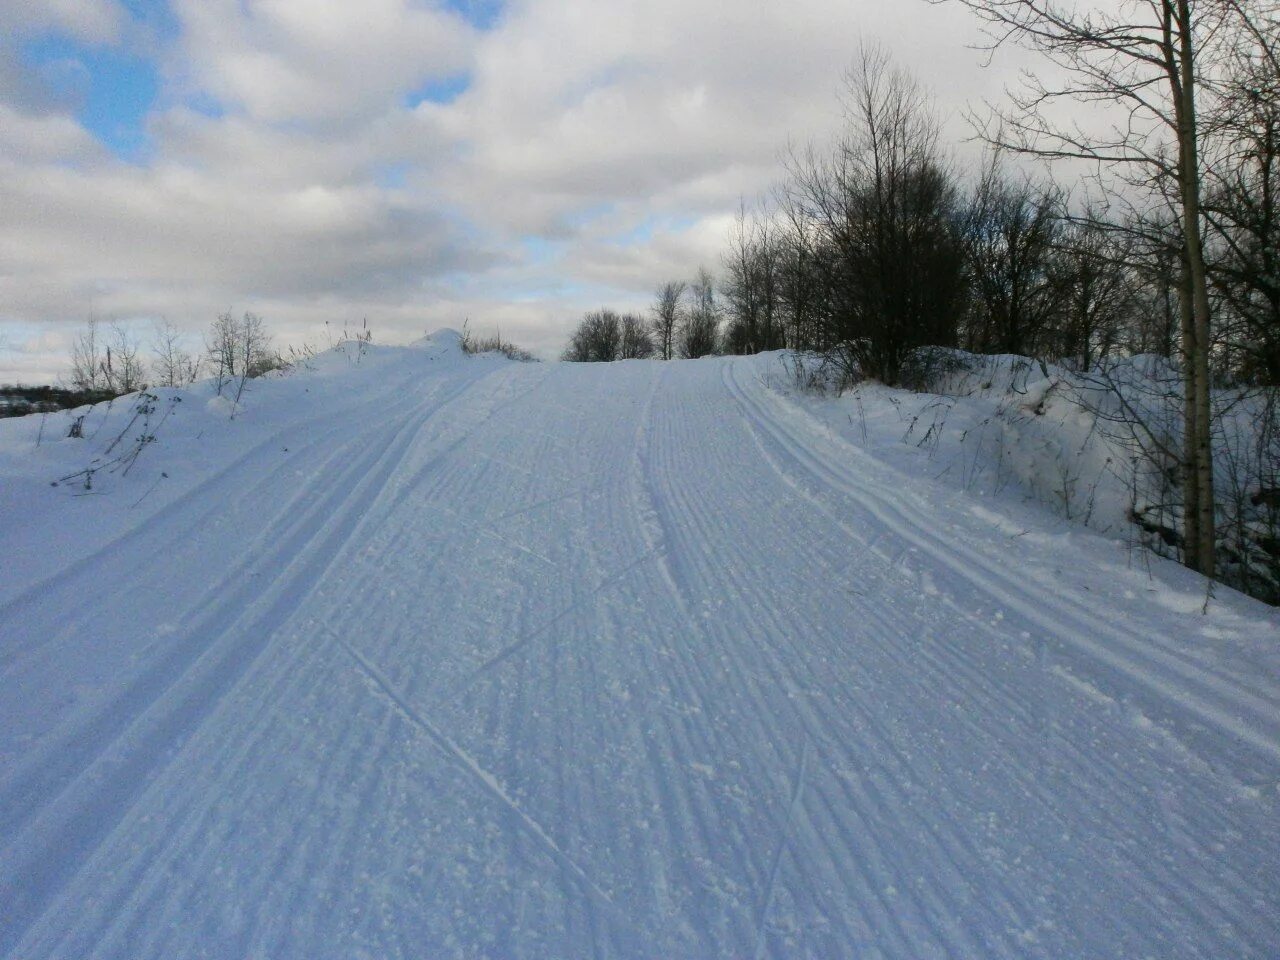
left=2, top=347, right=1277, bottom=958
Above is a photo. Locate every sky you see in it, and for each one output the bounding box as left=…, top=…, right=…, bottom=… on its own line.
left=0, top=0, right=1030, bottom=383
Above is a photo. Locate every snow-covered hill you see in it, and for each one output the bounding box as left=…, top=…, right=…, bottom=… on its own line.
left=1, top=335, right=1277, bottom=959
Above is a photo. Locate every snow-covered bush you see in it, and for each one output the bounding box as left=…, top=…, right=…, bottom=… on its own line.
left=783, top=346, right=1280, bottom=603
left=925, top=351, right=1280, bottom=602
left=460, top=325, right=536, bottom=362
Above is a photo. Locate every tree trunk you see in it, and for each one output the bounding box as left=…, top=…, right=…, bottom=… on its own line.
left=1176, top=0, right=1216, bottom=577
left=1179, top=255, right=1201, bottom=573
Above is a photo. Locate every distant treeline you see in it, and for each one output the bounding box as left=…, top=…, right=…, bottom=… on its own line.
left=0, top=385, right=118, bottom=418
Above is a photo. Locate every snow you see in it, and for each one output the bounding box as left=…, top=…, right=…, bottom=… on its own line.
left=1, top=338, right=1277, bottom=959
left=797, top=350, right=1280, bottom=601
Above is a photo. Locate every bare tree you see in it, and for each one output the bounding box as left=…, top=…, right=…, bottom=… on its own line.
left=786, top=45, right=966, bottom=385
left=932, top=0, right=1239, bottom=575
left=207, top=311, right=238, bottom=395
left=207, top=310, right=273, bottom=397
left=563, top=309, right=624, bottom=362
left=1203, top=6, right=1280, bottom=383
left=238, top=312, right=272, bottom=377
left=151, top=319, right=201, bottom=388
left=962, top=153, right=1064, bottom=356
left=618, top=313, right=655, bottom=359
left=723, top=201, right=786, bottom=354
left=230, top=312, right=272, bottom=410
left=69, top=318, right=105, bottom=392
left=723, top=203, right=762, bottom=356
left=102, top=322, right=145, bottom=394
left=650, top=281, right=686, bottom=361
left=1050, top=216, right=1141, bottom=369
left=680, top=267, right=720, bottom=359
left=773, top=190, right=837, bottom=353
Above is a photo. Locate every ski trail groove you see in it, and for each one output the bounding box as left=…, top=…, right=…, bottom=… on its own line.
left=331, top=629, right=621, bottom=914
left=446, top=546, right=663, bottom=702
left=0, top=405, right=430, bottom=954
left=0, top=364, right=512, bottom=955
left=0, top=358, right=441, bottom=621
left=722, top=360, right=1280, bottom=767
left=3, top=349, right=1275, bottom=960
left=753, top=735, right=809, bottom=960
left=0, top=365, right=484, bottom=833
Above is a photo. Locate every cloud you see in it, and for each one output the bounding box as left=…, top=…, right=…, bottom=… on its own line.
left=0, top=0, right=126, bottom=44
left=405, top=0, right=1021, bottom=254
left=0, top=143, right=504, bottom=310
left=0, top=0, right=1043, bottom=382
left=168, top=0, right=478, bottom=123
left=545, top=211, right=733, bottom=297
left=0, top=102, right=103, bottom=164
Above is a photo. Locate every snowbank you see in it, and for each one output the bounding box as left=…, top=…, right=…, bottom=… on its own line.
left=756, top=349, right=1280, bottom=603
left=0, top=330, right=481, bottom=602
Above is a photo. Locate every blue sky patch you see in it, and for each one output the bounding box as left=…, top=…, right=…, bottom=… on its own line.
left=118, top=0, right=181, bottom=42
left=610, top=213, right=700, bottom=246
left=375, top=162, right=412, bottom=189
left=442, top=0, right=504, bottom=31
left=184, top=92, right=226, bottom=120
left=521, top=236, right=566, bottom=266
left=23, top=37, right=158, bottom=160
left=405, top=73, right=471, bottom=108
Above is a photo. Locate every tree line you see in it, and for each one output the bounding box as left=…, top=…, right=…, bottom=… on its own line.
left=560, top=268, right=721, bottom=362
left=66, top=311, right=284, bottom=398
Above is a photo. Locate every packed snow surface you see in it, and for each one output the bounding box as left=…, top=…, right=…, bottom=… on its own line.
left=1, top=335, right=1277, bottom=959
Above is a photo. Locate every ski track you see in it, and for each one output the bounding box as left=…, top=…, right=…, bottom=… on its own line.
left=2, top=351, right=1277, bottom=959
left=721, top=359, right=1280, bottom=770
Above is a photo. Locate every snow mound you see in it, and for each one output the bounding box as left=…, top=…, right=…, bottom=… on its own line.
left=422, top=327, right=465, bottom=349
left=0, top=334, right=499, bottom=601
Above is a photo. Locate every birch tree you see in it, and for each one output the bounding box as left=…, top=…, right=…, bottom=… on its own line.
left=932, top=0, right=1242, bottom=574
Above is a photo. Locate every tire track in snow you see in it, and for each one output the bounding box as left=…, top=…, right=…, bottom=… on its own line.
left=611, top=363, right=764, bottom=952
left=310, top=367, right=662, bottom=953
left=84, top=362, right=616, bottom=959
left=646, top=367, right=936, bottom=949
left=439, top=362, right=686, bottom=956
left=9, top=362, right=571, bottom=960
left=638, top=366, right=898, bottom=950
left=735, top=463, right=1243, bottom=901
left=5, top=353, right=1275, bottom=959
left=626, top=365, right=806, bottom=953
left=0, top=364, right=483, bottom=827
left=445, top=545, right=663, bottom=702
left=0, top=359, right=438, bottom=632
left=634, top=360, right=1237, bottom=957
left=21, top=621, right=355, bottom=960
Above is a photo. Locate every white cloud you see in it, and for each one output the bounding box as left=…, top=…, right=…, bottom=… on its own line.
left=0, top=0, right=125, bottom=44
left=0, top=103, right=103, bottom=164
left=415, top=0, right=1007, bottom=239
left=0, top=0, right=1047, bottom=382
left=554, top=212, right=734, bottom=296
left=169, top=0, right=477, bottom=122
